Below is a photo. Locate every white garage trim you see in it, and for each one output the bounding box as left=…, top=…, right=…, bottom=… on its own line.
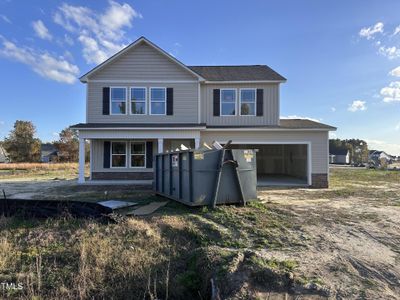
left=220, top=140, right=312, bottom=186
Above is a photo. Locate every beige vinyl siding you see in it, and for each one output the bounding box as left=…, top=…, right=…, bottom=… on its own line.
left=200, top=130, right=329, bottom=174
left=88, top=43, right=197, bottom=81
left=91, top=139, right=157, bottom=172
left=87, top=82, right=199, bottom=123
left=201, top=83, right=280, bottom=126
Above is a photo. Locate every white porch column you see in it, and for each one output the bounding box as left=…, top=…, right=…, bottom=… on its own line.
left=194, top=138, right=200, bottom=149
left=78, top=138, right=85, bottom=184
left=158, top=138, right=164, bottom=154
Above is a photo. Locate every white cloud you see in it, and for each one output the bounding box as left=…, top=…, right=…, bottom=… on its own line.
left=359, top=22, right=384, bottom=40
left=393, top=25, right=400, bottom=36
left=366, top=139, right=400, bottom=155
left=331, top=107, right=336, bottom=112
left=64, top=34, right=74, bottom=46
left=380, top=81, right=400, bottom=102
left=280, top=115, right=321, bottom=122
left=379, top=46, right=400, bottom=59
left=348, top=100, right=367, bottom=112
left=395, top=122, right=400, bottom=131
left=0, top=14, right=11, bottom=24
left=53, top=1, right=142, bottom=65
left=0, top=37, right=79, bottom=84
left=329, top=132, right=337, bottom=139
left=389, top=66, right=400, bottom=77
left=32, top=20, right=52, bottom=41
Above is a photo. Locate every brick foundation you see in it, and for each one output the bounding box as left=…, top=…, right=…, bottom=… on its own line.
left=311, top=173, right=328, bottom=188
left=91, top=172, right=153, bottom=180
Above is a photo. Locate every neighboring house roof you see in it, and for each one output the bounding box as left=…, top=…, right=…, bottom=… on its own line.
left=41, top=144, right=58, bottom=157
left=188, top=65, right=286, bottom=82
left=70, top=119, right=336, bottom=131
left=79, top=37, right=205, bottom=83
left=0, top=146, right=8, bottom=162
left=330, top=149, right=349, bottom=156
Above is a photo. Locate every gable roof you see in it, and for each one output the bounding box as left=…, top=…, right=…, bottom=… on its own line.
left=188, top=65, right=286, bottom=82
left=330, top=148, right=349, bottom=156
left=79, top=37, right=286, bottom=83
left=41, top=143, right=58, bottom=157
left=80, top=37, right=205, bottom=83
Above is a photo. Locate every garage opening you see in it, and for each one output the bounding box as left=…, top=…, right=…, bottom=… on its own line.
left=228, top=144, right=309, bottom=186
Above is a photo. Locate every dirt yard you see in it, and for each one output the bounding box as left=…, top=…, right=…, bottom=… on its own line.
left=0, top=167, right=399, bottom=299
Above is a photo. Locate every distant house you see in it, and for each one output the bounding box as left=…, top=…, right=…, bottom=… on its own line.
left=369, top=150, right=392, bottom=164
left=41, top=143, right=58, bottom=163
left=329, top=148, right=350, bottom=164
left=0, top=145, right=9, bottom=163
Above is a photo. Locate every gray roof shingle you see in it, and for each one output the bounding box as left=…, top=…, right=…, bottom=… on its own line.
left=188, top=65, right=286, bottom=82
left=70, top=119, right=335, bottom=130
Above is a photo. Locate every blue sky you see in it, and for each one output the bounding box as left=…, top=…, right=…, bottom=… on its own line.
left=0, top=0, right=399, bottom=154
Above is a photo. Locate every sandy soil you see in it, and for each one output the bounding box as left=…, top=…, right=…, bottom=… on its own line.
left=258, top=188, right=400, bottom=299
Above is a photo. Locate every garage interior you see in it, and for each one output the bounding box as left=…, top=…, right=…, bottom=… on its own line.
left=229, top=144, right=308, bottom=186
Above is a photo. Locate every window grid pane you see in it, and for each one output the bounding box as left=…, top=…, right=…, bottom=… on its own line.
left=131, top=88, right=146, bottom=101
left=131, top=102, right=146, bottom=114
left=131, top=143, right=145, bottom=154
left=111, top=88, right=126, bottom=101
left=221, top=103, right=236, bottom=116
left=151, top=102, right=166, bottom=115
left=112, top=142, right=126, bottom=154
left=241, top=90, right=256, bottom=102
left=240, top=103, right=255, bottom=115
left=221, top=90, right=236, bottom=103
left=111, top=102, right=126, bottom=114
left=131, top=155, right=145, bottom=167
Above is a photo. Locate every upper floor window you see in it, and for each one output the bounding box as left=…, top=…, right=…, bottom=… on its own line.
left=111, top=142, right=127, bottom=168
left=240, top=89, right=256, bottom=116
left=150, top=88, right=166, bottom=115
left=131, top=142, right=146, bottom=168
left=221, top=89, right=236, bottom=116
left=130, top=87, right=146, bottom=115
left=110, top=87, right=127, bottom=115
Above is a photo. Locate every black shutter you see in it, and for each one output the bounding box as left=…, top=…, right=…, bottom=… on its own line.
left=102, top=87, right=110, bottom=115
left=256, top=89, right=264, bottom=116
left=166, top=88, right=173, bottom=115
left=103, top=141, right=111, bottom=168
left=213, top=89, right=220, bottom=116
left=146, top=141, right=153, bottom=168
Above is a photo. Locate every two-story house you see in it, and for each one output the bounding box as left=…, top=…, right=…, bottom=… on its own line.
left=71, top=37, right=336, bottom=188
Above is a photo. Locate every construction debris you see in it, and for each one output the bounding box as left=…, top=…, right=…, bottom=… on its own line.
left=127, top=201, right=169, bottom=216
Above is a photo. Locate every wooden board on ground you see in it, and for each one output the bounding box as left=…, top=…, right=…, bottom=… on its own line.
left=127, top=201, right=169, bottom=216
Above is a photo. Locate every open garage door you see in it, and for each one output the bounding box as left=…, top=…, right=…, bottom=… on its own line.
left=229, top=144, right=309, bottom=187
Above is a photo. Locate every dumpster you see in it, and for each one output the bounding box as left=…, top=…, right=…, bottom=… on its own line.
left=153, top=143, right=257, bottom=207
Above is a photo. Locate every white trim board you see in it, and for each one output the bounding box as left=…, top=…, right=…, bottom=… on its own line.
left=87, top=80, right=199, bottom=83
left=204, top=80, right=286, bottom=84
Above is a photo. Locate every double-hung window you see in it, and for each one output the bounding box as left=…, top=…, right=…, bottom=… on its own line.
left=110, top=87, right=127, bottom=115
left=131, top=142, right=146, bottom=168
left=111, top=142, right=127, bottom=168
left=130, top=87, right=146, bottom=115
left=240, top=89, right=256, bottom=116
left=150, top=88, right=166, bottom=115
left=221, top=89, right=236, bottom=116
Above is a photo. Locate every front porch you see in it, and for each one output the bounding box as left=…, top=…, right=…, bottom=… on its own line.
left=77, top=128, right=201, bottom=183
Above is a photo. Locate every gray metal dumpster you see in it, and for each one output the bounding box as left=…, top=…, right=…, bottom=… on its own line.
left=153, top=146, right=257, bottom=207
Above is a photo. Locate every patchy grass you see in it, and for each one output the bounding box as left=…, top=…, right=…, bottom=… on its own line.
left=0, top=163, right=89, bottom=180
